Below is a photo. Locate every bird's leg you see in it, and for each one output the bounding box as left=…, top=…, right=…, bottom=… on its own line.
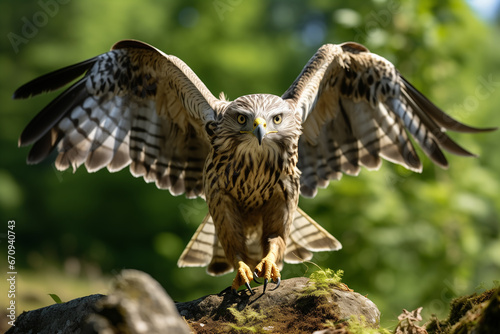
left=209, top=192, right=256, bottom=295
left=253, top=236, right=284, bottom=292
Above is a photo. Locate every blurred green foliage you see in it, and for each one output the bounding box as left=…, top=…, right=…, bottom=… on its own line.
left=1, top=0, right=499, bottom=329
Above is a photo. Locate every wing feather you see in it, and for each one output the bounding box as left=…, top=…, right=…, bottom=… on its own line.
left=15, top=39, right=225, bottom=198
left=284, top=42, right=494, bottom=197
left=401, top=77, right=495, bottom=134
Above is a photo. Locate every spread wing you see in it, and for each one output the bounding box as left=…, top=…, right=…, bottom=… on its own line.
left=15, top=39, right=227, bottom=198
left=283, top=42, right=495, bottom=197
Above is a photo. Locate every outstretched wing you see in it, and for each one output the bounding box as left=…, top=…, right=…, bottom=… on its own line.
left=283, top=42, right=495, bottom=197
left=15, top=39, right=227, bottom=198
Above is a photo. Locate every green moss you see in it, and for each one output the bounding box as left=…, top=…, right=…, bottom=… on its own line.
left=426, top=287, right=499, bottom=334
left=301, top=269, right=394, bottom=333
left=227, top=307, right=266, bottom=333
left=346, top=316, right=391, bottom=334
left=228, top=324, right=258, bottom=333
left=476, top=288, right=500, bottom=334
left=228, top=307, right=265, bottom=324
left=302, top=268, right=345, bottom=296
left=323, top=315, right=392, bottom=333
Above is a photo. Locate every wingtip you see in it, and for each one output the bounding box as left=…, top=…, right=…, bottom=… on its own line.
left=13, top=57, right=98, bottom=101
left=412, top=165, right=423, bottom=173
left=448, top=124, right=498, bottom=134
left=12, top=91, right=21, bottom=100
left=12, top=85, right=34, bottom=100
left=18, top=131, right=33, bottom=148
left=299, top=184, right=318, bottom=198
left=439, top=162, right=450, bottom=170
left=18, top=128, right=35, bottom=147
left=479, top=126, right=498, bottom=133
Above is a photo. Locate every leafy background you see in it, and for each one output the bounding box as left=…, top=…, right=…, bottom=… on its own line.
left=1, top=0, right=499, bottom=330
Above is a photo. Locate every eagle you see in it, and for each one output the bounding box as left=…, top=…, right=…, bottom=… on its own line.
left=14, top=39, right=493, bottom=294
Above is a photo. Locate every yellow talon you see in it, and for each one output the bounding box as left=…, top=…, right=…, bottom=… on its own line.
left=253, top=253, right=281, bottom=292
left=231, top=261, right=255, bottom=294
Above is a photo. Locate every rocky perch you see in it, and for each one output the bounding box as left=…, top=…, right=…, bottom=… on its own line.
left=6, top=269, right=379, bottom=334
left=6, top=269, right=499, bottom=333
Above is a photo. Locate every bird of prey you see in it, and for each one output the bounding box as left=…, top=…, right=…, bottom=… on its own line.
left=14, top=39, right=493, bottom=294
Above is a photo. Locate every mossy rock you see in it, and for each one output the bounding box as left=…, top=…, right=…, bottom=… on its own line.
left=177, top=272, right=381, bottom=333
left=426, top=287, right=500, bottom=334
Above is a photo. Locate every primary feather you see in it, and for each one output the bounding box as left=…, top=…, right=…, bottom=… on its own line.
left=282, top=42, right=494, bottom=197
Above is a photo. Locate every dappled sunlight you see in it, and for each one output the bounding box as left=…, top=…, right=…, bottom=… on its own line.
left=2, top=0, right=499, bottom=330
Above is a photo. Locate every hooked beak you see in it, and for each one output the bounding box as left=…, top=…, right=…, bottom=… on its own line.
left=252, top=117, right=266, bottom=145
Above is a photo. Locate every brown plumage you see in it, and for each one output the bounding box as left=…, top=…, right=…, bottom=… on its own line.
left=14, top=39, right=494, bottom=293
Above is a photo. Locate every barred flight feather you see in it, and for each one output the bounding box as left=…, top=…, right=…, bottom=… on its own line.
left=16, top=40, right=220, bottom=198
left=284, top=42, right=493, bottom=197
left=16, top=39, right=493, bottom=287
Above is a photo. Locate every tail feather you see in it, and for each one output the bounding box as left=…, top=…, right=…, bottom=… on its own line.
left=177, top=214, right=214, bottom=268
left=285, top=207, right=342, bottom=263
left=178, top=207, right=341, bottom=274
left=177, top=213, right=233, bottom=276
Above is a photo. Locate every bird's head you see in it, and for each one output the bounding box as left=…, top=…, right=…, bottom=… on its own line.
left=218, top=94, right=301, bottom=151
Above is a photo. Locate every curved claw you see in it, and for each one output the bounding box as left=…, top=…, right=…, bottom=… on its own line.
left=253, top=252, right=281, bottom=293
left=245, top=282, right=255, bottom=295
left=270, top=277, right=281, bottom=291
left=263, top=276, right=281, bottom=293
left=253, top=271, right=262, bottom=284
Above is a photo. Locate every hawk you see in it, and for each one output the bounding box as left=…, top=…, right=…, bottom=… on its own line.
left=14, top=40, right=493, bottom=294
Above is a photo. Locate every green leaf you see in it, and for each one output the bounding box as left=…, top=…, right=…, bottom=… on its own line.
left=48, top=294, right=63, bottom=304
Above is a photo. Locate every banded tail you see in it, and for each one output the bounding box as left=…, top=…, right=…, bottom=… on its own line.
left=177, top=207, right=341, bottom=276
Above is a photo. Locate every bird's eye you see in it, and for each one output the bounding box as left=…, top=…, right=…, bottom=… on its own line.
left=273, top=114, right=282, bottom=124
left=237, top=114, right=247, bottom=124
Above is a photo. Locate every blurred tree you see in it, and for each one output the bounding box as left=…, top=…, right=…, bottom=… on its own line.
left=1, top=0, right=499, bottom=329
